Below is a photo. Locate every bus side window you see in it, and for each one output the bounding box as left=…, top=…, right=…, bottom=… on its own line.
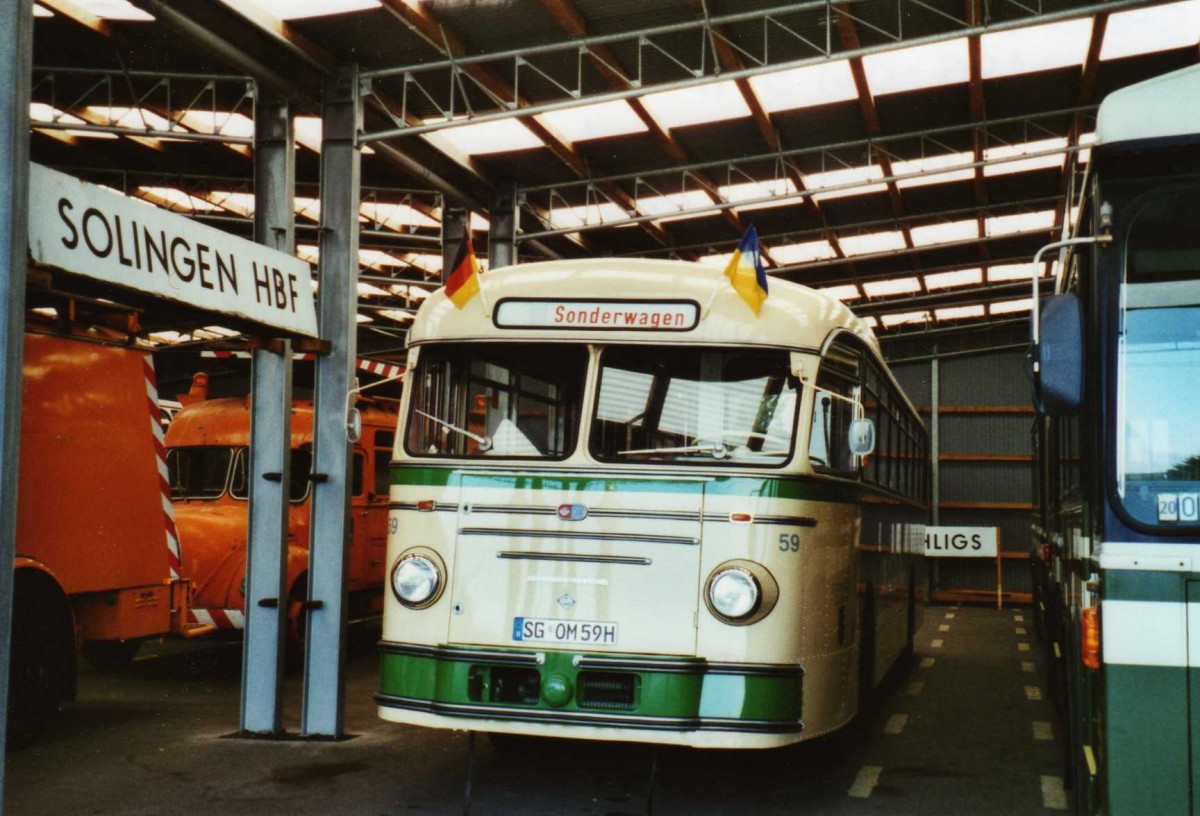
left=352, top=452, right=365, bottom=497
left=809, top=383, right=857, bottom=473
left=374, top=431, right=394, bottom=497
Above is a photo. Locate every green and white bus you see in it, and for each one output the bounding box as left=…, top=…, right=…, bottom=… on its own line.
left=377, top=258, right=928, bottom=748
left=1030, top=64, right=1200, bottom=813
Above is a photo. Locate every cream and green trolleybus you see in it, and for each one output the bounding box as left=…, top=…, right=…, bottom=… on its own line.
left=377, top=258, right=929, bottom=748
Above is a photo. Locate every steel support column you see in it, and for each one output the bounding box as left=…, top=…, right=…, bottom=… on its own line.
left=487, top=183, right=518, bottom=270
left=303, top=64, right=362, bottom=738
left=0, top=0, right=32, bottom=804
left=440, top=206, right=469, bottom=281
left=242, top=90, right=295, bottom=736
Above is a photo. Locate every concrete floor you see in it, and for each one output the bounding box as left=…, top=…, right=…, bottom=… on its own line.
left=4, top=605, right=1068, bottom=815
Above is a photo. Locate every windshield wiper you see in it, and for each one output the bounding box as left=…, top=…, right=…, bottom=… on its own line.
left=415, top=409, right=492, bottom=452
left=617, top=443, right=729, bottom=460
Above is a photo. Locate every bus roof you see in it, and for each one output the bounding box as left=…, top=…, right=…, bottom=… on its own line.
left=1096, top=64, right=1200, bottom=149
left=407, top=257, right=877, bottom=354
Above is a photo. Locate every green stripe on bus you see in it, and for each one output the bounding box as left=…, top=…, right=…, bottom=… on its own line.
left=1106, top=663, right=1192, bottom=815
left=378, top=649, right=801, bottom=724
left=1105, top=570, right=1190, bottom=604
left=390, top=465, right=858, bottom=503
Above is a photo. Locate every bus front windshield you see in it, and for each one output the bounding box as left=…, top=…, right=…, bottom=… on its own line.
left=590, top=346, right=798, bottom=465
left=1117, top=188, right=1200, bottom=526
left=405, top=342, right=586, bottom=459
left=167, top=447, right=233, bottom=500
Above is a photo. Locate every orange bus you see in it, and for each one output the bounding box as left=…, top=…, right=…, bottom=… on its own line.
left=164, top=382, right=398, bottom=652
left=11, top=320, right=199, bottom=746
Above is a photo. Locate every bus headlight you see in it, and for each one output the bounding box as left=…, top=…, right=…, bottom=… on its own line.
left=391, top=551, right=445, bottom=609
left=704, top=560, right=779, bottom=625
left=709, top=569, right=759, bottom=620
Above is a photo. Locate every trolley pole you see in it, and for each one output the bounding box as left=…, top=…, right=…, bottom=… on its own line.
left=0, top=0, right=32, bottom=804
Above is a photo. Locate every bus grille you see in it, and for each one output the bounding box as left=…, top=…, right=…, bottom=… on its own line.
left=578, top=672, right=638, bottom=711
left=469, top=666, right=541, bottom=705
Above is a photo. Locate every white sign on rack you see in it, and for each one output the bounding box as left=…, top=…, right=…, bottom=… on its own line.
left=924, top=526, right=999, bottom=558
left=27, top=163, right=319, bottom=337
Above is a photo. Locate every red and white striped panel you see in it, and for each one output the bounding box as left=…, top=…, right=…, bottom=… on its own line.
left=200, top=350, right=316, bottom=361
left=188, top=608, right=245, bottom=630
left=143, top=356, right=182, bottom=580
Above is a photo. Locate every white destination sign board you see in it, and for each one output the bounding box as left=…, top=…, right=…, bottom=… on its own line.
left=494, top=299, right=699, bottom=331
left=28, top=163, right=318, bottom=337
left=924, top=526, right=999, bottom=558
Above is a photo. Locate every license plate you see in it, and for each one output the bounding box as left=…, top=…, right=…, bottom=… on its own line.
left=512, top=617, right=618, bottom=646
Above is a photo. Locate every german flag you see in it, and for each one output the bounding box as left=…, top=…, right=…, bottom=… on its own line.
left=444, top=236, right=482, bottom=309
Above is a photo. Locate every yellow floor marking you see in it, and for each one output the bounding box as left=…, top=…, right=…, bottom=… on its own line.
left=1022, top=661, right=1036, bottom=673
left=1033, top=721, right=1053, bottom=741
left=1014, top=614, right=1025, bottom=622
left=920, top=657, right=936, bottom=669
left=1016, top=627, right=1027, bottom=635
left=884, top=714, right=908, bottom=734
left=945, top=612, right=956, bottom=619
left=1042, top=775, right=1068, bottom=810
left=907, top=681, right=924, bottom=696
left=848, top=766, right=882, bottom=798
left=931, top=638, right=944, bottom=648
left=1018, top=642, right=1031, bottom=652
left=939, top=624, right=951, bottom=632
left=1084, top=745, right=1097, bottom=776
left=1025, top=685, right=1043, bottom=701
left=1054, top=642, right=1061, bottom=658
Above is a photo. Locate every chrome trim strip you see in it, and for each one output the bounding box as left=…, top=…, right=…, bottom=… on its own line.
left=460, top=527, right=698, bottom=546
left=702, top=513, right=818, bottom=527
left=499, top=552, right=651, bottom=566
left=376, top=642, right=543, bottom=666
left=389, top=501, right=459, bottom=513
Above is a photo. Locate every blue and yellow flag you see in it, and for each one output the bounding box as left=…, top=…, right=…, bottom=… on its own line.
left=723, top=225, right=768, bottom=315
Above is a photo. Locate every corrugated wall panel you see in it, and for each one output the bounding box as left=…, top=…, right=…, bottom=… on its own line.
left=940, top=462, right=1030, bottom=504
left=940, top=352, right=1030, bottom=406
left=940, top=415, right=1035, bottom=456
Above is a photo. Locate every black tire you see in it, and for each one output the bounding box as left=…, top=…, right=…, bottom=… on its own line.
left=82, top=639, right=141, bottom=671
left=8, top=575, right=75, bottom=750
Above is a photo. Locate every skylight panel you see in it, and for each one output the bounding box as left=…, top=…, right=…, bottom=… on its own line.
left=294, top=197, right=321, bottom=222
left=292, top=116, right=374, bottom=155
left=910, top=219, right=979, bottom=247
left=76, top=0, right=154, bottom=21
left=987, top=263, right=1037, bottom=282
left=990, top=298, right=1032, bottom=314
left=720, top=178, right=797, bottom=207
left=296, top=245, right=320, bottom=264
left=359, top=249, right=406, bottom=270
left=357, top=281, right=391, bottom=298
left=840, top=230, right=906, bottom=257
left=240, top=0, right=380, bottom=19
left=356, top=313, right=374, bottom=324
left=137, top=187, right=223, bottom=213
left=747, top=60, right=858, bottom=114
left=985, top=210, right=1056, bottom=237
left=863, top=38, right=969, bottom=97
left=936, top=304, right=985, bottom=321
left=389, top=284, right=431, bottom=301
left=547, top=202, right=628, bottom=230
left=425, top=118, right=544, bottom=156
left=698, top=252, right=735, bottom=269
left=202, top=325, right=241, bottom=338
left=84, top=106, right=184, bottom=134
left=806, top=165, right=886, bottom=201
left=1101, top=0, right=1200, bottom=61
left=926, top=268, right=983, bottom=289
left=361, top=202, right=439, bottom=231
left=880, top=310, right=931, bottom=327
left=863, top=277, right=921, bottom=297
left=377, top=309, right=415, bottom=323
left=981, top=18, right=1092, bottom=79
left=404, top=253, right=444, bottom=275
left=863, top=316, right=879, bottom=329
left=176, top=110, right=254, bottom=138
left=33, top=5, right=53, bottom=18
left=30, top=103, right=117, bottom=140
left=820, top=284, right=862, bottom=301
left=205, top=191, right=255, bottom=217
left=984, top=138, right=1067, bottom=176
left=635, top=190, right=714, bottom=221
left=769, top=240, right=837, bottom=265
left=893, top=152, right=975, bottom=189
left=535, top=101, right=648, bottom=143
left=639, top=81, right=751, bottom=130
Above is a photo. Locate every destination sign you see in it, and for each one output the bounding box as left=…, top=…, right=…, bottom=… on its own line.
left=494, top=299, right=699, bottom=331
left=28, top=163, right=318, bottom=337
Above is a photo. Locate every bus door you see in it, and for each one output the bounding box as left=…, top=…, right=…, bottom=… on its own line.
left=447, top=472, right=707, bottom=657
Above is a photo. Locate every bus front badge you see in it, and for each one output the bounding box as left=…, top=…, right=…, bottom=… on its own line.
left=557, top=593, right=577, bottom=610
left=558, top=504, right=588, bottom=521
